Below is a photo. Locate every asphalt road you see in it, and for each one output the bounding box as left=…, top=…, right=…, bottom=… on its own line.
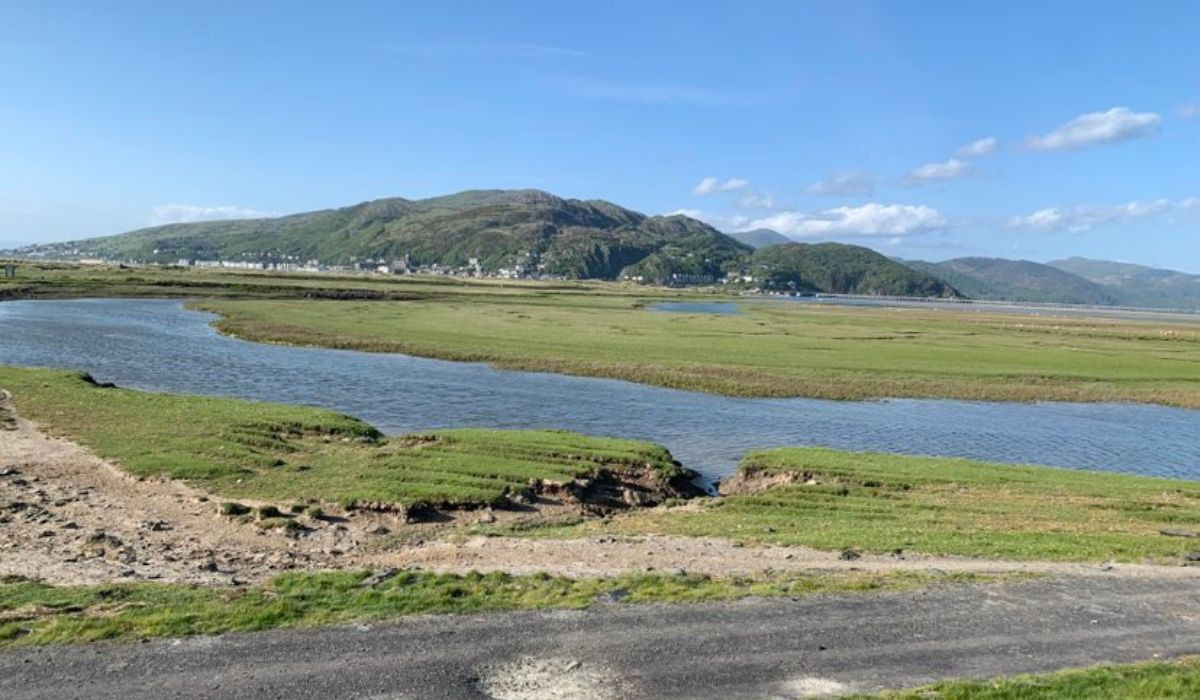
left=3, top=575, right=1198, bottom=699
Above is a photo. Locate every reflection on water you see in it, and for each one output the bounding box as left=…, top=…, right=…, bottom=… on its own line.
left=651, top=302, right=741, bottom=315
left=1, top=298, right=1197, bottom=482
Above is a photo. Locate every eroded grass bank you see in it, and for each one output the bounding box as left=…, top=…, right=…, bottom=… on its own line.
left=4, top=367, right=1199, bottom=564
left=540, top=448, right=1200, bottom=563
left=0, top=367, right=696, bottom=512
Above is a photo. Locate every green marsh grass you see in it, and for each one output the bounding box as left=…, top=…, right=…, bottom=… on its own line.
left=861, top=656, right=1200, bottom=699
left=0, top=367, right=687, bottom=508
left=198, top=295, right=1200, bottom=408
left=591, top=447, right=1200, bottom=562
left=0, top=569, right=989, bottom=648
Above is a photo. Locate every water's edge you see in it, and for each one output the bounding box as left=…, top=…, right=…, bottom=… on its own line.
left=1, top=298, right=1197, bottom=482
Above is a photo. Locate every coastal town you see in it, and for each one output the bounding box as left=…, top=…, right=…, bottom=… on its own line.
left=1, top=242, right=752, bottom=286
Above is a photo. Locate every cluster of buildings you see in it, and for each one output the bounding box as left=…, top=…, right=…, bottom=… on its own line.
left=172, top=250, right=559, bottom=281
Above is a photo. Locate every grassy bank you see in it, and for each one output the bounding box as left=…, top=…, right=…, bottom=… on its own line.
left=198, top=295, right=1200, bottom=408
left=5, top=367, right=1199, bottom=563
left=867, top=656, right=1200, bottom=699
left=564, top=448, right=1200, bottom=562
left=0, top=367, right=690, bottom=509
left=0, top=569, right=983, bottom=648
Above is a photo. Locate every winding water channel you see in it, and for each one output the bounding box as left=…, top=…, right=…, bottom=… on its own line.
left=1, top=298, right=1197, bottom=482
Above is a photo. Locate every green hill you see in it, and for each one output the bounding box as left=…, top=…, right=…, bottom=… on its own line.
left=1049, top=257, right=1200, bottom=311
left=903, top=257, right=1120, bottom=305
left=727, top=229, right=791, bottom=249
left=749, top=243, right=958, bottom=297
left=69, top=190, right=751, bottom=282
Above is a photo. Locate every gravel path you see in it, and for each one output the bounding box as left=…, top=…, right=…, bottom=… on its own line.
left=3, top=575, right=1198, bottom=699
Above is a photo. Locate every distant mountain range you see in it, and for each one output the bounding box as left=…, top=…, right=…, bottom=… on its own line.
left=1047, top=257, right=1200, bottom=310
left=901, top=257, right=1122, bottom=305
left=11, top=189, right=1198, bottom=309
left=728, top=227, right=1200, bottom=310
left=900, top=256, right=1200, bottom=311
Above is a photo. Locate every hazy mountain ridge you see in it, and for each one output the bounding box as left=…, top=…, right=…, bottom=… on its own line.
left=1049, top=257, right=1200, bottom=310
left=903, top=256, right=1200, bottom=310
left=727, top=229, right=791, bottom=249
left=902, top=257, right=1121, bottom=305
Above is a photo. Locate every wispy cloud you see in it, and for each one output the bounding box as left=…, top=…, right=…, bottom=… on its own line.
left=1177, top=102, right=1200, bottom=120
left=747, top=203, right=946, bottom=238
left=557, top=77, right=729, bottom=105
left=151, top=205, right=280, bottom=225
left=366, top=41, right=588, bottom=60
left=737, top=191, right=776, bottom=209
left=904, top=158, right=973, bottom=185
left=694, top=177, right=749, bottom=196
left=1027, top=107, right=1161, bottom=151
left=806, top=171, right=875, bottom=197
left=1008, top=197, right=1189, bottom=232
left=954, top=136, right=997, bottom=158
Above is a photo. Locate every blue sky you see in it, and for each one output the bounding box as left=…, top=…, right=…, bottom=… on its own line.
left=2, top=1, right=1199, bottom=270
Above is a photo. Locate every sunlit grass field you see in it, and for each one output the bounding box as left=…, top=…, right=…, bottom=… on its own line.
left=199, top=294, right=1200, bottom=407
left=570, top=447, right=1200, bottom=562
left=0, top=367, right=686, bottom=508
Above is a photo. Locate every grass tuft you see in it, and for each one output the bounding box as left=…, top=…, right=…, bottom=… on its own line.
left=0, top=569, right=997, bottom=649
left=858, top=656, right=1200, bottom=699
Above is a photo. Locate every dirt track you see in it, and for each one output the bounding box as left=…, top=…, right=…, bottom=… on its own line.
left=3, top=575, right=1198, bottom=699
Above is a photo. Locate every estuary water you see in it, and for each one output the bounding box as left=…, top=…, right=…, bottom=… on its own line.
left=1, top=298, right=1197, bottom=482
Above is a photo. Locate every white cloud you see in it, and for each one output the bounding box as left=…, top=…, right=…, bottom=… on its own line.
left=1028, top=107, right=1161, bottom=151
left=150, top=205, right=280, bottom=225
left=1178, top=103, right=1200, bottom=120
left=905, top=158, right=972, bottom=184
left=693, top=177, right=749, bottom=196
left=1008, top=198, right=1183, bottom=232
left=955, top=136, right=997, bottom=158
left=666, top=208, right=704, bottom=219
left=738, top=191, right=776, bottom=209
left=1009, top=208, right=1066, bottom=230
left=806, top=171, right=875, bottom=197
left=747, top=203, right=946, bottom=238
